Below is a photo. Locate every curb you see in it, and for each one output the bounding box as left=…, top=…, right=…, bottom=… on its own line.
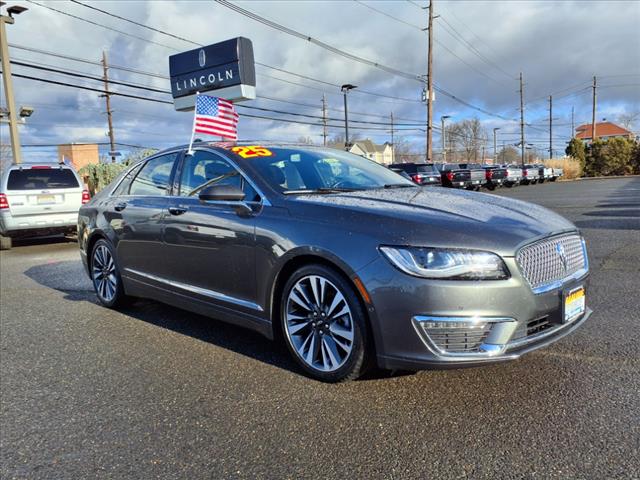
left=576, top=175, right=640, bottom=181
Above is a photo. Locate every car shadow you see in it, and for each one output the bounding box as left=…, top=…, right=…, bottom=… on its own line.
left=11, top=234, right=76, bottom=248
left=23, top=260, right=405, bottom=381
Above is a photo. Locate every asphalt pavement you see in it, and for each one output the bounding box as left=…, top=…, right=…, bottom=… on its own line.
left=1, top=178, right=639, bottom=479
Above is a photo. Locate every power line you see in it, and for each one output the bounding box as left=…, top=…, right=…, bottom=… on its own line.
left=213, top=0, right=421, bottom=81
left=437, top=16, right=514, bottom=80
left=353, top=1, right=425, bottom=31
left=69, top=0, right=199, bottom=47
left=24, top=0, right=178, bottom=50
left=10, top=60, right=431, bottom=127
left=27, top=1, right=516, bottom=118
left=7, top=72, right=432, bottom=132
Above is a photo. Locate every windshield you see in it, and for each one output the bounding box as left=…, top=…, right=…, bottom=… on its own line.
left=234, top=147, right=415, bottom=193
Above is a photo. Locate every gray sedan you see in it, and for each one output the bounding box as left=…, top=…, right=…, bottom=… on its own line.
left=78, top=143, right=591, bottom=382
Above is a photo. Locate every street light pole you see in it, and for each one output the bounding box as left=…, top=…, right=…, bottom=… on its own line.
left=0, top=4, right=28, bottom=164
left=341, top=84, right=357, bottom=151
left=440, top=115, right=450, bottom=163
left=493, top=127, right=500, bottom=162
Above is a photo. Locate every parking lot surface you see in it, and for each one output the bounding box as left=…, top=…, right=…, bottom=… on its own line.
left=1, top=177, right=639, bottom=479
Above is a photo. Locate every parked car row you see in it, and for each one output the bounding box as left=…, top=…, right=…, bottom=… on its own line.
left=390, top=162, right=564, bottom=190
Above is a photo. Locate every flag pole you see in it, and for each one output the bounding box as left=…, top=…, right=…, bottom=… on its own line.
left=186, top=91, right=199, bottom=156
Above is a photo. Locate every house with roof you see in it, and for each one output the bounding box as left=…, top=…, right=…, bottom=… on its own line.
left=575, top=121, right=635, bottom=143
left=349, top=139, right=393, bottom=165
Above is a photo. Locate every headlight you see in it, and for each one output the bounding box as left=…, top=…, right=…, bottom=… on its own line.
left=379, top=246, right=509, bottom=280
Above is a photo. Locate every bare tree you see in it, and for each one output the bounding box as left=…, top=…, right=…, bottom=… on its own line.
left=296, top=136, right=314, bottom=145
left=497, top=146, right=519, bottom=164
left=445, top=118, right=487, bottom=162
left=327, top=133, right=361, bottom=150
left=393, top=137, right=421, bottom=163
left=617, top=112, right=639, bottom=131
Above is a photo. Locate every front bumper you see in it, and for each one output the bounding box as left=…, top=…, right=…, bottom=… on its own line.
left=356, top=256, right=591, bottom=371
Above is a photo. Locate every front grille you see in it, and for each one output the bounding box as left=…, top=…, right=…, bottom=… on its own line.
left=517, top=234, right=586, bottom=290
left=526, top=316, right=553, bottom=336
left=423, top=325, right=492, bottom=353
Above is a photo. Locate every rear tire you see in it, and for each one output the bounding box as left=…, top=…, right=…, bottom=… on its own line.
left=0, top=235, right=12, bottom=250
left=280, top=264, right=372, bottom=382
left=90, top=239, right=129, bottom=308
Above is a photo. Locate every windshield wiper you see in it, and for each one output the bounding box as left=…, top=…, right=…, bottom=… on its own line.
left=284, top=187, right=362, bottom=195
left=381, top=183, right=417, bottom=189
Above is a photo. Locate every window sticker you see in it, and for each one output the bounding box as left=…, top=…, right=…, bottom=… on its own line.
left=231, top=146, right=273, bottom=158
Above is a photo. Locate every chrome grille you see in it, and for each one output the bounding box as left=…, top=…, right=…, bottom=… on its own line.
left=517, top=234, right=586, bottom=291
left=420, top=324, right=492, bottom=353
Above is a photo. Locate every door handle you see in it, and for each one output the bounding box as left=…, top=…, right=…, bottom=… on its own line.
left=114, top=202, right=127, bottom=212
left=168, top=206, right=188, bottom=216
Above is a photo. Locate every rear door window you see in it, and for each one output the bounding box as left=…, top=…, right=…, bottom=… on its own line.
left=417, top=165, right=438, bottom=174
left=111, top=163, right=144, bottom=197
left=128, top=153, right=178, bottom=196
left=7, top=168, right=80, bottom=190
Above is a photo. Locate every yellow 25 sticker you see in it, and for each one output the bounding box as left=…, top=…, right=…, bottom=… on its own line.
left=231, top=146, right=273, bottom=158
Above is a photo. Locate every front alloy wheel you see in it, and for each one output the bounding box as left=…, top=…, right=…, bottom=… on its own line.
left=282, top=266, right=370, bottom=382
left=91, top=239, right=127, bottom=308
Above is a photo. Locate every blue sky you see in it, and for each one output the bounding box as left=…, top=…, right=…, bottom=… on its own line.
left=2, top=0, right=639, bottom=162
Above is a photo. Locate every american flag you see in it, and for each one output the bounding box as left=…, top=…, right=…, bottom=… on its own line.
left=193, top=94, right=239, bottom=140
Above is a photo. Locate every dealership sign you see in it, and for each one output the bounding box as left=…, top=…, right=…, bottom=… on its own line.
left=169, top=37, right=256, bottom=111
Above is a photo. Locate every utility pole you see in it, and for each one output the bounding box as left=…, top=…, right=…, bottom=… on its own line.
left=321, top=94, right=328, bottom=147
left=571, top=106, right=575, bottom=138
left=425, top=0, right=434, bottom=163
left=0, top=5, right=27, bottom=164
left=519, top=72, right=525, bottom=166
left=493, top=127, right=500, bottom=161
left=101, top=51, right=116, bottom=163
left=390, top=111, right=395, bottom=164
left=549, top=95, right=553, bottom=159
left=591, top=76, right=597, bottom=142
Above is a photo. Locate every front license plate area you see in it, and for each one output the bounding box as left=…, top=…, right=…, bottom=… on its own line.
left=564, top=286, right=585, bottom=323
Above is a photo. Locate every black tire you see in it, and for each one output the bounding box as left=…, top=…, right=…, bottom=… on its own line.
left=0, top=234, right=12, bottom=250
left=280, top=264, right=372, bottom=382
left=90, top=238, right=129, bottom=308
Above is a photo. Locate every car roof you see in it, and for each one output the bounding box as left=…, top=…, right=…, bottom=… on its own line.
left=7, top=162, right=74, bottom=170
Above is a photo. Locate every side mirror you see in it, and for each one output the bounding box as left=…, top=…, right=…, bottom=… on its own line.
left=198, top=184, right=246, bottom=202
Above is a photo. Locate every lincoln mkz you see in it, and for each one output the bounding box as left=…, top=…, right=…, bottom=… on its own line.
left=78, top=143, right=591, bottom=382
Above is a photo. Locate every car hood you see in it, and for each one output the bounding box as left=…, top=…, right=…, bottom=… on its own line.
left=293, top=187, right=577, bottom=255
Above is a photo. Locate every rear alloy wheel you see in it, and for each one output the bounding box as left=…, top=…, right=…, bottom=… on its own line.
left=91, top=239, right=127, bottom=308
left=281, top=265, right=370, bottom=382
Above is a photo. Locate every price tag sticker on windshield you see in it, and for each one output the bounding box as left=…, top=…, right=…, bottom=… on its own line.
left=231, top=146, right=273, bottom=159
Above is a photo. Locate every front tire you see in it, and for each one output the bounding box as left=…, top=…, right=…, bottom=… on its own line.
left=90, top=239, right=128, bottom=308
left=280, top=265, right=371, bottom=382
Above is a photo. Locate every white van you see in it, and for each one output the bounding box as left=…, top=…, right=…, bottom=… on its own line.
left=0, top=163, right=89, bottom=250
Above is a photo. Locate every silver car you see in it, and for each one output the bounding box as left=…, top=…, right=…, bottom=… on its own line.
left=0, top=163, right=89, bottom=250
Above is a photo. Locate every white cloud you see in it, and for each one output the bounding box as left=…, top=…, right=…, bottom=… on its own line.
left=2, top=0, right=639, bottom=160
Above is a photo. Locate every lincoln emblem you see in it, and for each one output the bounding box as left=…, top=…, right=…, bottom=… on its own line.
left=198, top=49, right=206, bottom=68
left=556, top=243, right=568, bottom=272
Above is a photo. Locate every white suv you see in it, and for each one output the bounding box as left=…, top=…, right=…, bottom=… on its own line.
left=0, top=163, right=89, bottom=250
